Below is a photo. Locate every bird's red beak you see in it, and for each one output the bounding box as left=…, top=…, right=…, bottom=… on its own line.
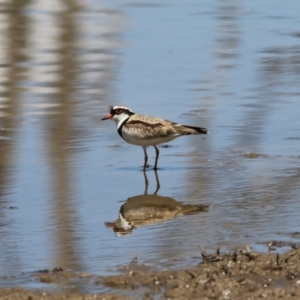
left=101, top=113, right=113, bottom=120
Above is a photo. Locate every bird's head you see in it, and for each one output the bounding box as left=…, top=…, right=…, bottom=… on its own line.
left=102, top=105, right=135, bottom=128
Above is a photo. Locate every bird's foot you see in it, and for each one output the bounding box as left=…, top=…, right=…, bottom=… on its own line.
left=141, top=164, right=150, bottom=171
left=153, top=167, right=163, bottom=171
left=140, top=164, right=163, bottom=171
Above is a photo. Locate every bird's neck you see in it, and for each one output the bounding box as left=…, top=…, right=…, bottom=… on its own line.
left=116, top=115, right=130, bottom=139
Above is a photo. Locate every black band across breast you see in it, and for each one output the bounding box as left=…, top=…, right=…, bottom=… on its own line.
left=117, top=117, right=129, bottom=140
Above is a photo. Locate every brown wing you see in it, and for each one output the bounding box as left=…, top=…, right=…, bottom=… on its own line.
left=124, top=114, right=177, bottom=139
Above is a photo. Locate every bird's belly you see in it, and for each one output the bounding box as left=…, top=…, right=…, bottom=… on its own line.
left=121, top=130, right=177, bottom=146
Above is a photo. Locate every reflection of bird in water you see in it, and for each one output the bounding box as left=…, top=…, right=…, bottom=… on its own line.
left=105, top=171, right=209, bottom=236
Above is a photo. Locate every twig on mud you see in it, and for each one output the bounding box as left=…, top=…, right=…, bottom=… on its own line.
left=271, top=250, right=300, bottom=270
left=243, top=244, right=257, bottom=261
left=271, top=261, right=297, bottom=270
left=268, top=241, right=276, bottom=253
left=198, top=244, right=208, bottom=258
left=198, top=244, right=223, bottom=263
left=246, top=244, right=251, bottom=253
left=284, top=250, right=298, bottom=263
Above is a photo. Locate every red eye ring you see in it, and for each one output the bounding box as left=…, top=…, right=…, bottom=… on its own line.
left=115, top=108, right=123, bottom=114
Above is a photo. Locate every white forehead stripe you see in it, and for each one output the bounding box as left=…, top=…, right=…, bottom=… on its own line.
left=113, top=105, right=134, bottom=113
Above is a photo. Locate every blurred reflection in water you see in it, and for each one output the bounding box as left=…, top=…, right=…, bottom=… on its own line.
left=182, top=0, right=300, bottom=250
left=106, top=171, right=209, bottom=236
left=32, top=0, right=127, bottom=274
left=0, top=0, right=127, bottom=280
left=44, top=0, right=83, bottom=272
left=0, top=0, right=30, bottom=276
left=181, top=0, right=243, bottom=213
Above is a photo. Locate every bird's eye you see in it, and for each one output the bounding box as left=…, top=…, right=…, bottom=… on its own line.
left=115, top=108, right=123, bottom=114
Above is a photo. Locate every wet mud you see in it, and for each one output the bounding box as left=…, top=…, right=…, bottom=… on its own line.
left=2, top=245, right=300, bottom=299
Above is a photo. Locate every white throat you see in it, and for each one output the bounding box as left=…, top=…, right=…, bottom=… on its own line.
left=112, top=113, right=130, bottom=129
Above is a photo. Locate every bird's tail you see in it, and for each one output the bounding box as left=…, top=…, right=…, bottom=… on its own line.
left=178, top=204, right=210, bottom=215
left=172, top=123, right=209, bottom=135
left=183, top=125, right=209, bottom=134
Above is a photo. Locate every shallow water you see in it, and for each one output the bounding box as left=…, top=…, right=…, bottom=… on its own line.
left=1, top=0, right=300, bottom=292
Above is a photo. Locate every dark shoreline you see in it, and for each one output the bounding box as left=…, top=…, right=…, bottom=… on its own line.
left=1, top=245, right=300, bottom=299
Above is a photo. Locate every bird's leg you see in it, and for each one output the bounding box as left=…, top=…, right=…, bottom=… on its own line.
left=142, top=146, right=148, bottom=171
left=153, top=169, right=161, bottom=194
left=153, top=145, right=159, bottom=170
left=142, top=170, right=149, bottom=195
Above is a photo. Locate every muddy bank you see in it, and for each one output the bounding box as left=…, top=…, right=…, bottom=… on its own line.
left=1, top=245, right=300, bottom=299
